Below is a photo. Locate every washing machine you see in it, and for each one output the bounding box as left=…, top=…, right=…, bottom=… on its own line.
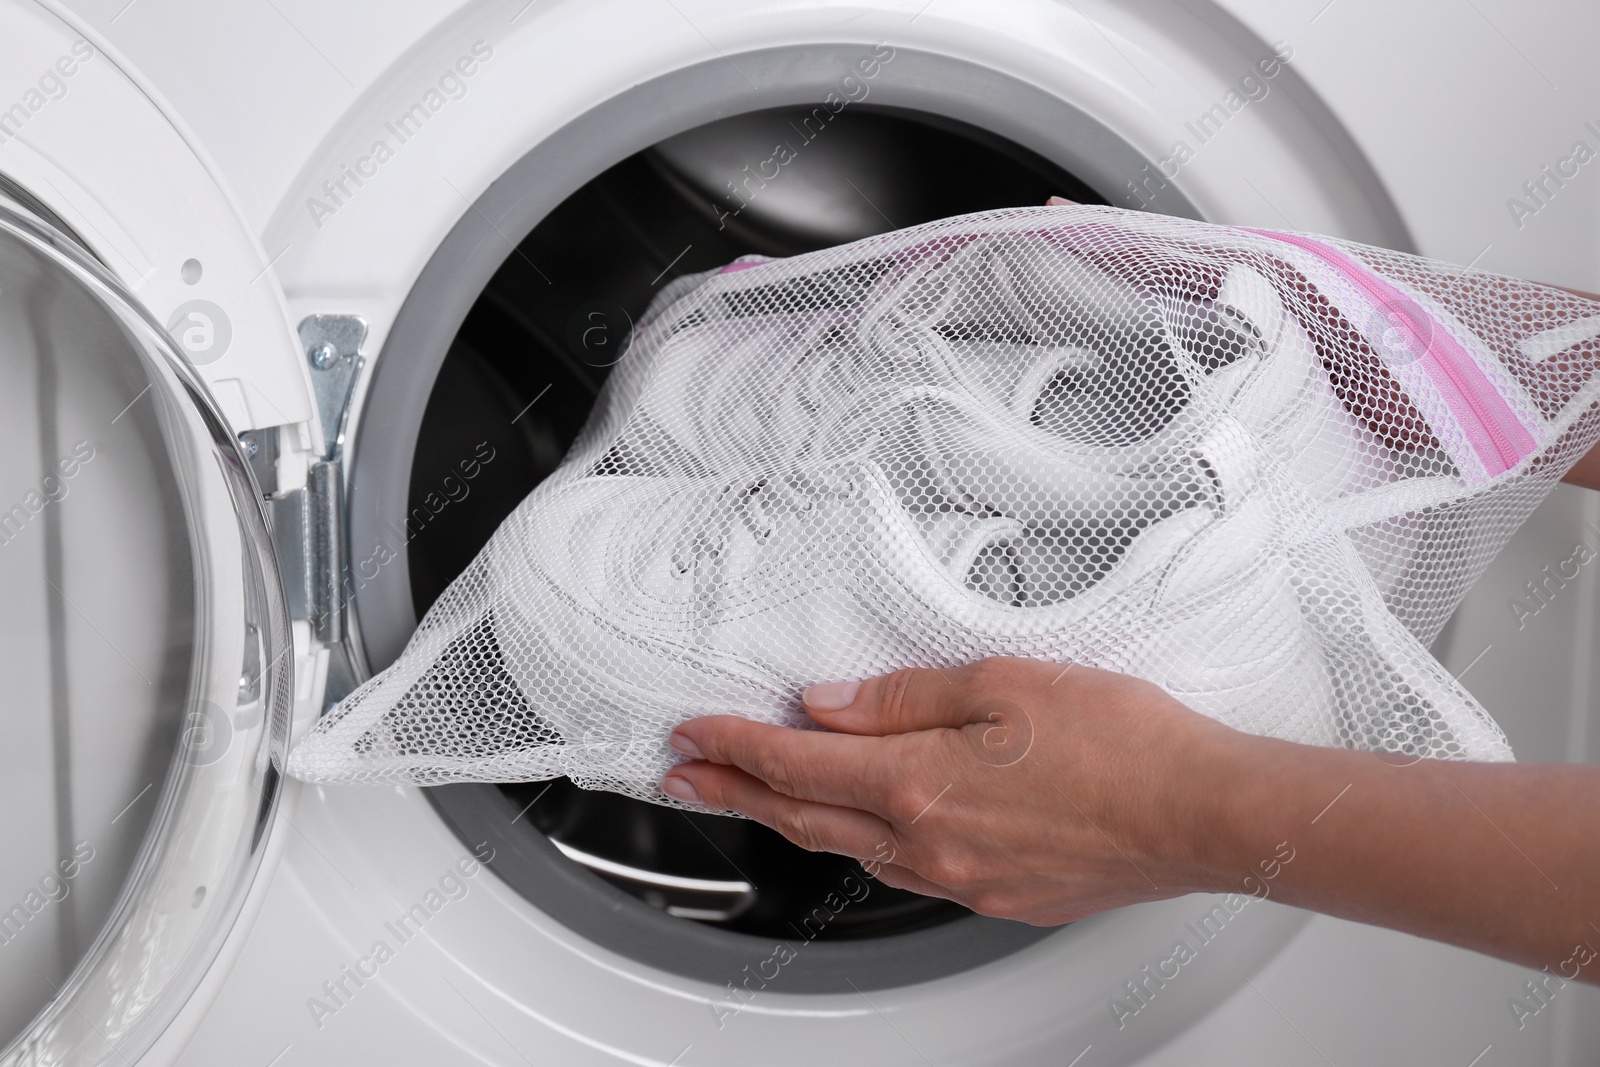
left=0, top=0, right=1596, bottom=1063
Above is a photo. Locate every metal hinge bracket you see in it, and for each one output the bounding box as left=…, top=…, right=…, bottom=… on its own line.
left=268, top=316, right=369, bottom=705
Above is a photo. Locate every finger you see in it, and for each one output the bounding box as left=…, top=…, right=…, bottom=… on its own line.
left=670, top=715, right=899, bottom=814
left=664, top=763, right=898, bottom=860
left=804, top=664, right=993, bottom=735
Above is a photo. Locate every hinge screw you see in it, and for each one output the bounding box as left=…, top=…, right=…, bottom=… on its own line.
left=309, top=341, right=340, bottom=370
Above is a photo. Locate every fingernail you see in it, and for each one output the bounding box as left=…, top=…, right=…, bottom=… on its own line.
left=668, top=731, right=704, bottom=760
left=804, top=680, right=861, bottom=711
left=661, top=774, right=700, bottom=804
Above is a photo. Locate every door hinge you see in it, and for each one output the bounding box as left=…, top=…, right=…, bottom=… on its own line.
left=268, top=315, right=369, bottom=707
left=301, top=313, right=365, bottom=463
left=272, top=462, right=346, bottom=644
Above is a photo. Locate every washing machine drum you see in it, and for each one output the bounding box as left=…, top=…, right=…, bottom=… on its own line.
left=0, top=200, right=292, bottom=1065
left=294, top=203, right=1600, bottom=797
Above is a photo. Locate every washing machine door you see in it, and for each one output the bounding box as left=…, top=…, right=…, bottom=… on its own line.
left=0, top=200, right=293, bottom=1066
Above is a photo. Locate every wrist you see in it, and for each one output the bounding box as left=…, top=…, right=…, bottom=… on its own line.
left=1154, top=719, right=1286, bottom=895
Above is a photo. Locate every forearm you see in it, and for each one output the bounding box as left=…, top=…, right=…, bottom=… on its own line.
left=1190, top=733, right=1600, bottom=980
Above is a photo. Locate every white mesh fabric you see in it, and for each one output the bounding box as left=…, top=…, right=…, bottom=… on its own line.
left=289, top=205, right=1600, bottom=797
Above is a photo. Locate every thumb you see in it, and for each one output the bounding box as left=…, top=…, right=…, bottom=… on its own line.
left=804, top=666, right=985, bottom=736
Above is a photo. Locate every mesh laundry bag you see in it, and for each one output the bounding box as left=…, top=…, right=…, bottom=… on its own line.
left=289, top=204, right=1600, bottom=797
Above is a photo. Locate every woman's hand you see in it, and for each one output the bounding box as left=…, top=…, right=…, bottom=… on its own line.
left=662, top=659, right=1244, bottom=924
left=663, top=658, right=1600, bottom=980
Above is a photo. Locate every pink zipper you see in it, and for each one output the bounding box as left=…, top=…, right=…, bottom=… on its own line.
left=1244, top=228, right=1534, bottom=477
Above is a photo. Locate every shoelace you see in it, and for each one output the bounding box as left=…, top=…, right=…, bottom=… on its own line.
left=615, top=238, right=1267, bottom=607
